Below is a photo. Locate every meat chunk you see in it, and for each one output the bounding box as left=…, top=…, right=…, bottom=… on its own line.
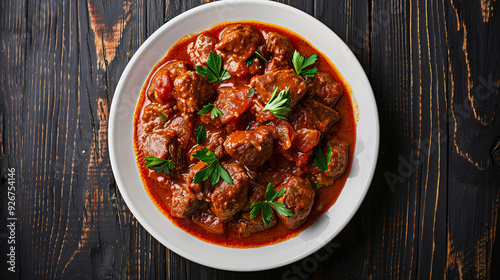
left=264, top=32, right=294, bottom=73
left=215, top=24, right=261, bottom=77
left=141, top=133, right=186, bottom=170
left=241, top=183, right=267, bottom=212
left=192, top=208, right=225, bottom=234
left=203, top=127, right=228, bottom=158
left=173, top=71, right=216, bottom=113
left=305, top=72, right=343, bottom=107
left=186, top=160, right=208, bottom=199
left=141, top=103, right=173, bottom=123
left=163, top=113, right=193, bottom=150
left=210, top=161, right=250, bottom=222
left=199, top=111, right=223, bottom=128
left=276, top=176, right=315, bottom=229
left=224, top=126, right=274, bottom=168
left=190, top=126, right=227, bottom=159
left=147, top=168, right=169, bottom=188
left=170, top=181, right=200, bottom=218
left=163, top=61, right=193, bottom=80
left=288, top=105, right=316, bottom=131
left=257, top=154, right=306, bottom=187
left=248, top=98, right=277, bottom=123
left=303, top=99, right=340, bottom=133
left=246, top=45, right=268, bottom=76
left=188, top=34, right=217, bottom=66
left=265, top=118, right=297, bottom=151
left=250, top=69, right=306, bottom=109
left=147, top=61, right=192, bottom=104
left=214, top=86, right=254, bottom=124
left=309, top=136, right=349, bottom=186
left=140, top=103, right=173, bottom=133
left=237, top=211, right=277, bottom=237
left=141, top=112, right=193, bottom=170
left=325, top=137, right=348, bottom=179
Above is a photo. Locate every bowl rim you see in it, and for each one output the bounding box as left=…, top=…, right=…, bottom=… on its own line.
left=109, top=0, right=379, bottom=271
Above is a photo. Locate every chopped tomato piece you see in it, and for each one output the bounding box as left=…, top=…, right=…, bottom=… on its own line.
left=293, top=128, right=320, bottom=152
left=192, top=209, right=225, bottom=234
left=266, top=119, right=297, bottom=150
left=215, top=86, right=254, bottom=124
left=279, top=147, right=312, bottom=167
left=154, top=74, right=174, bottom=101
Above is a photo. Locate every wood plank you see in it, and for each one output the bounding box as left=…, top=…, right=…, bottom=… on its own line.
left=1, top=0, right=499, bottom=279
left=0, top=0, right=27, bottom=277
left=369, top=0, right=448, bottom=279
left=444, top=0, right=500, bottom=279
left=411, top=0, right=449, bottom=278
left=312, top=0, right=372, bottom=279
left=0, top=0, right=166, bottom=278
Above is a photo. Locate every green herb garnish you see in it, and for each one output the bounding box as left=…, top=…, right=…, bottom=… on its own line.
left=197, top=104, right=223, bottom=119
left=292, top=50, right=319, bottom=77
left=158, top=112, right=168, bottom=121
left=250, top=183, right=293, bottom=226
left=145, top=156, right=175, bottom=175
left=254, top=51, right=267, bottom=63
left=314, top=182, right=324, bottom=190
left=196, top=51, right=231, bottom=83
left=246, top=51, right=267, bottom=67
left=313, top=146, right=333, bottom=172
left=193, top=148, right=233, bottom=185
left=195, top=125, right=207, bottom=145
left=262, top=88, right=292, bottom=119
left=249, top=88, right=255, bottom=97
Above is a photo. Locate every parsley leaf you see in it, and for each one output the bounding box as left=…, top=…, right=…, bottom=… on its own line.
left=250, top=183, right=293, bottom=226
left=327, top=146, right=333, bottom=163
left=250, top=201, right=265, bottom=219
left=192, top=147, right=218, bottom=164
left=261, top=204, right=273, bottom=225
left=249, top=88, right=255, bottom=97
left=314, top=182, right=324, bottom=190
left=197, top=104, right=223, bottom=119
left=158, top=112, right=168, bottom=121
left=246, top=51, right=267, bottom=67
left=254, top=51, right=268, bottom=63
left=192, top=148, right=233, bottom=185
left=292, top=50, right=319, bottom=77
left=313, top=146, right=333, bottom=172
left=246, top=58, right=253, bottom=67
left=210, top=106, right=223, bottom=118
left=195, top=125, right=206, bottom=145
left=198, top=104, right=214, bottom=115
left=145, top=156, right=175, bottom=175
left=196, top=51, right=231, bottom=83
left=262, top=88, right=292, bottom=119
left=269, top=201, right=293, bottom=217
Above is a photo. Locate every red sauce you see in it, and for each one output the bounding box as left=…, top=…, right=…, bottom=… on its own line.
left=133, top=21, right=356, bottom=247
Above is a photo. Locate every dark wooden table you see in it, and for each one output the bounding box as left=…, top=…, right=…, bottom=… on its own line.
left=1, top=0, right=500, bottom=279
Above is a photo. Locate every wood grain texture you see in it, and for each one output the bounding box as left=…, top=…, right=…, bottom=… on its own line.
left=0, top=0, right=499, bottom=279
left=445, top=0, right=500, bottom=279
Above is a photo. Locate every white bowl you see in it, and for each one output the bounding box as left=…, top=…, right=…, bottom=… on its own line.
left=109, top=0, right=379, bottom=271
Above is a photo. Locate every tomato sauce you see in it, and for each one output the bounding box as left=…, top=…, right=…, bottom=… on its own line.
left=134, top=21, right=356, bottom=247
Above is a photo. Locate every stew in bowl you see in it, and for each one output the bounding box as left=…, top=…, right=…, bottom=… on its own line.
left=133, top=21, right=356, bottom=247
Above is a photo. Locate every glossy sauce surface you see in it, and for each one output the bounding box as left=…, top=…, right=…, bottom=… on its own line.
left=134, top=21, right=356, bottom=247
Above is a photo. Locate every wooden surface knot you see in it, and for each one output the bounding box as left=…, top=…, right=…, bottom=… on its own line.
left=492, top=138, right=500, bottom=168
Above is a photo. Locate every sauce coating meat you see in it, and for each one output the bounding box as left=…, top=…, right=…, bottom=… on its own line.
left=276, top=176, right=315, bottom=229
left=224, top=126, right=274, bottom=168
left=134, top=21, right=356, bottom=248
